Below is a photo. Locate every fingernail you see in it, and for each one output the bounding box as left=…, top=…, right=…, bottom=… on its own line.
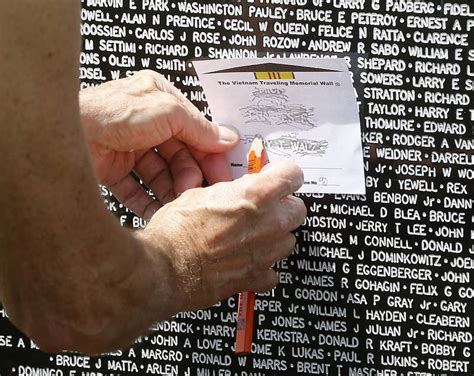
left=217, top=124, right=240, bottom=143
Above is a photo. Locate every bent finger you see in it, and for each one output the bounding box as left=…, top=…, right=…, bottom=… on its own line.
left=158, top=138, right=203, bottom=195
left=109, top=174, right=161, bottom=221
left=263, top=233, right=297, bottom=268
left=133, top=149, right=176, bottom=205
left=246, top=233, right=297, bottom=273
left=191, top=149, right=233, bottom=184
left=246, top=195, right=306, bottom=242
left=150, top=70, right=233, bottom=139
left=274, top=195, right=307, bottom=232
left=154, top=92, right=239, bottom=153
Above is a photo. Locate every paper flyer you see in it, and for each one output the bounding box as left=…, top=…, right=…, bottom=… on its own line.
left=194, top=59, right=366, bottom=194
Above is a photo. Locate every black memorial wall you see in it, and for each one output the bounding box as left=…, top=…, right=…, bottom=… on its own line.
left=0, top=0, right=472, bottom=375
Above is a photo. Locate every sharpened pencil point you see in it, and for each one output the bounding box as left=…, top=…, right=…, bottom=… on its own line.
left=248, top=136, right=264, bottom=159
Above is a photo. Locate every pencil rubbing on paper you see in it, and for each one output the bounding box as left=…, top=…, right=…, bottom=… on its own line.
left=243, top=134, right=329, bottom=157
left=193, top=58, right=366, bottom=194
left=240, top=88, right=316, bottom=130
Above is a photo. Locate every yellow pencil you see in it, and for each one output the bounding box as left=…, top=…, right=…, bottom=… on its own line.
left=235, top=136, right=265, bottom=355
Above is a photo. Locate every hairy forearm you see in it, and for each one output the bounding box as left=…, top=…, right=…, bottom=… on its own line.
left=0, top=223, right=173, bottom=353
left=1, top=212, right=179, bottom=354
left=0, top=1, right=179, bottom=354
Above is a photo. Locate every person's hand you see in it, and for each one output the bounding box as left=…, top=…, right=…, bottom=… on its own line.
left=80, top=70, right=239, bottom=220
left=138, top=161, right=307, bottom=312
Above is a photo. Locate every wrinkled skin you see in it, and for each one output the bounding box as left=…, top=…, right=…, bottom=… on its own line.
left=81, top=70, right=239, bottom=220
left=81, top=70, right=307, bottom=313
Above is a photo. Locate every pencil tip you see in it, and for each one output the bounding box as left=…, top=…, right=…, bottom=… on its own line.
left=250, top=136, right=264, bottom=152
left=248, top=136, right=264, bottom=160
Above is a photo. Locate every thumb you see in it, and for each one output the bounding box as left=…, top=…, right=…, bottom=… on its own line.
left=168, top=96, right=239, bottom=153
left=153, top=73, right=240, bottom=152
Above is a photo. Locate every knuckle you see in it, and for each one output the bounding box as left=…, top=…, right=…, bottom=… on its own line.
left=286, top=160, right=304, bottom=177
left=158, top=94, right=185, bottom=122
left=236, top=198, right=258, bottom=220
left=134, top=70, right=160, bottom=90
left=137, top=69, right=161, bottom=80
left=171, top=146, right=193, bottom=165
left=159, top=91, right=180, bottom=109
left=240, top=178, right=262, bottom=205
left=296, top=199, right=308, bottom=224
left=274, top=213, right=290, bottom=233
left=285, top=196, right=306, bottom=228
left=231, top=184, right=261, bottom=218
left=282, top=162, right=304, bottom=190
left=282, top=177, right=294, bottom=195
left=294, top=166, right=305, bottom=186
left=269, top=172, right=290, bottom=193
left=178, top=187, right=201, bottom=201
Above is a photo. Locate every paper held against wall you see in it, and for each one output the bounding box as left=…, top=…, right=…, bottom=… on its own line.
left=194, top=58, right=366, bottom=194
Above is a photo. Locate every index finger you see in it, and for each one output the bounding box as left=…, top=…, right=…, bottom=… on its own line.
left=149, top=71, right=240, bottom=151
left=154, top=91, right=239, bottom=153
left=190, top=148, right=233, bottom=184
